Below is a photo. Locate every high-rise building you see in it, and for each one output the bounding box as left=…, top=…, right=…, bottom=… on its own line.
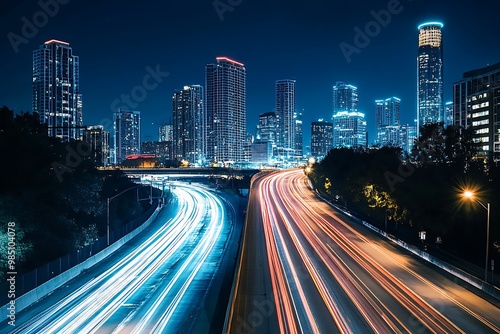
left=159, top=123, right=172, bottom=142
left=33, top=39, right=83, bottom=141
left=445, top=101, right=454, bottom=127
left=453, top=62, right=500, bottom=162
left=376, top=97, right=403, bottom=147
left=256, top=112, right=277, bottom=144
left=417, top=22, right=444, bottom=133
left=276, top=79, right=296, bottom=160
left=332, top=111, right=367, bottom=148
left=172, top=85, right=205, bottom=165
left=294, top=111, right=303, bottom=160
left=376, top=97, right=400, bottom=128
left=113, top=109, right=141, bottom=164
left=83, top=125, right=110, bottom=166
left=205, top=57, right=246, bottom=166
left=332, top=81, right=358, bottom=118
left=311, top=120, right=333, bottom=159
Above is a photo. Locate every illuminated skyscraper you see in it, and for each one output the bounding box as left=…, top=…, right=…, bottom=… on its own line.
left=172, top=85, right=205, bottom=164
left=417, top=22, right=444, bottom=133
left=113, top=109, right=140, bottom=164
left=332, top=81, right=358, bottom=118
left=294, top=110, right=303, bottom=159
left=205, top=57, right=246, bottom=166
left=376, top=97, right=402, bottom=147
left=332, top=111, right=367, bottom=148
left=33, top=39, right=82, bottom=141
left=311, top=120, right=333, bottom=159
left=276, top=79, right=296, bottom=160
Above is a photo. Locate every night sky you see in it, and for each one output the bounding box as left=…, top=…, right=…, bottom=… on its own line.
left=1, top=0, right=499, bottom=145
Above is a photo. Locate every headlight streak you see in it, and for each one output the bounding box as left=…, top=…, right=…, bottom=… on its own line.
left=12, top=184, right=226, bottom=333
left=258, top=169, right=484, bottom=334
left=136, top=188, right=224, bottom=333
left=281, top=170, right=464, bottom=333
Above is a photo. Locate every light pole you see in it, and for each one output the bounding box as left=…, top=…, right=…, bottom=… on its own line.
left=106, top=185, right=144, bottom=246
left=463, top=190, right=491, bottom=282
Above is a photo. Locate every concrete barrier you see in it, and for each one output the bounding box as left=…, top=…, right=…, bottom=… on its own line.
left=1, top=204, right=161, bottom=321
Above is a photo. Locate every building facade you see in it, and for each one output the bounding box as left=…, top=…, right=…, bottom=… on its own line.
left=276, top=79, right=296, bottom=161
left=205, top=57, right=246, bottom=166
left=453, top=62, right=500, bottom=162
left=311, top=120, right=333, bottom=159
left=113, top=109, right=141, bottom=164
left=332, top=111, right=367, bottom=148
left=376, top=97, right=404, bottom=148
left=294, top=111, right=303, bottom=160
left=83, top=125, right=110, bottom=166
left=33, top=39, right=83, bottom=141
left=332, top=81, right=358, bottom=118
left=172, top=85, right=205, bottom=165
left=417, top=22, right=444, bottom=132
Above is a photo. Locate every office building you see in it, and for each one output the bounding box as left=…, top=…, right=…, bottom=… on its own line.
left=332, top=111, right=367, bottom=148
left=453, top=62, right=500, bottom=162
left=276, top=79, right=296, bottom=160
left=376, top=97, right=403, bottom=147
left=376, top=97, right=400, bottom=128
left=33, top=39, right=82, bottom=141
left=113, top=109, right=141, bottom=164
left=83, top=125, right=110, bottom=166
left=172, top=85, right=205, bottom=165
left=332, top=81, right=358, bottom=118
left=256, top=112, right=277, bottom=146
left=417, top=22, right=444, bottom=132
left=294, top=111, right=303, bottom=160
left=311, top=120, right=333, bottom=159
left=205, top=57, right=246, bottom=166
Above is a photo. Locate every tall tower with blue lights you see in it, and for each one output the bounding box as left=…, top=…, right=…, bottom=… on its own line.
left=417, top=22, right=444, bottom=134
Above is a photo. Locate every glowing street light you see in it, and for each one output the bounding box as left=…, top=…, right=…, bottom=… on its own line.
left=462, top=189, right=491, bottom=282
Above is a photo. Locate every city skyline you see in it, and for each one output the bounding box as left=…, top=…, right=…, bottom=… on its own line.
left=1, top=1, right=499, bottom=144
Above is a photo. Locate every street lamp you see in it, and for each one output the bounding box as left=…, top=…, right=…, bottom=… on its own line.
left=462, top=190, right=491, bottom=282
left=106, top=185, right=144, bottom=246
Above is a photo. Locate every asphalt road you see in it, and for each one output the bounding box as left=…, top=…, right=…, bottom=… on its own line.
left=227, top=169, right=500, bottom=333
left=1, top=183, right=236, bottom=334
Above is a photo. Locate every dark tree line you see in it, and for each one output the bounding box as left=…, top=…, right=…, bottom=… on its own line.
left=309, top=123, right=500, bottom=265
left=0, top=106, right=156, bottom=278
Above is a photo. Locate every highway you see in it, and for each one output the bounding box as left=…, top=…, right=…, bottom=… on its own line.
left=2, top=183, right=233, bottom=334
left=227, top=169, right=500, bottom=333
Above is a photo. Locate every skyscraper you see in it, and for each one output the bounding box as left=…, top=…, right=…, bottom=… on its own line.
left=113, top=109, right=141, bottom=164
left=294, top=110, right=303, bottom=160
left=453, top=62, right=500, bottom=162
left=332, top=81, right=358, bottom=118
left=205, top=57, right=246, bottom=166
left=311, top=120, right=333, bottom=159
left=376, top=97, right=402, bottom=147
left=172, top=85, right=205, bottom=165
left=417, top=22, right=444, bottom=133
left=332, top=81, right=366, bottom=148
left=332, top=111, right=367, bottom=148
left=276, top=79, right=296, bottom=160
left=33, top=39, right=82, bottom=141
left=83, top=125, right=110, bottom=166
left=256, top=112, right=277, bottom=145
left=376, top=97, right=401, bottom=128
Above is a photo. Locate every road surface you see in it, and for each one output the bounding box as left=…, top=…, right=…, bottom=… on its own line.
left=2, top=183, right=234, bottom=333
left=227, top=169, right=500, bottom=333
